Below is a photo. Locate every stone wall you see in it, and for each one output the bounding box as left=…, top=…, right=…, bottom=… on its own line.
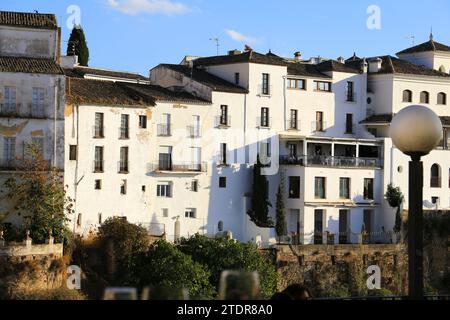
left=273, top=244, right=408, bottom=297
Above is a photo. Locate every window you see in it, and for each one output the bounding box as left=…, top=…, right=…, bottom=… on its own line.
left=315, top=111, right=324, bottom=132
left=420, top=91, right=430, bottom=104
left=185, top=208, right=197, bottom=219
left=313, top=81, right=332, bottom=92
left=32, top=87, right=45, bottom=118
left=431, top=164, right=441, bottom=188
left=289, top=177, right=301, bottom=199
left=314, top=210, right=324, bottom=244
left=219, top=177, right=227, bottom=188
left=191, top=180, right=198, bottom=192
left=219, top=143, right=227, bottom=165
left=288, top=143, right=297, bottom=158
left=287, top=78, right=306, bottom=90
left=3, top=86, right=17, bottom=114
left=339, top=210, right=350, bottom=244
left=437, top=92, right=447, bottom=105
left=346, top=81, right=354, bottom=101
left=3, top=137, right=15, bottom=162
left=159, top=146, right=172, bottom=170
left=158, top=114, right=171, bottom=136
left=32, top=137, right=44, bottom=156
left=142, top=185, right=146, bottom=192
left=94, top=146, right=104, bottom=172
left=235, top=73, right=240, bottom=85
left=94, top=113, right=104, bottom=138
left=119, top=147, right=129, bottom=173
left=139, top=115, right=147, bottom=129
left=345, top=114, right=353, bottom=134
left=98, top=213, right=102, bottom=224
left=157, top=183, right=172, bottom=197
left=262, top=73, right=270, bottom=95
left=120, top=114, right=129, bottom=139
left=260, top=107, right=270, bottom=127
left=339, top=178, right=350, bottom=199
left=289, top=109, right=299, bottom=129
left=95, top=179, right=102, bottom=190
left=77, top=213, right=82, bottom=228
left=402, top=90, right=412, bottom=103
left=120, top=180, right=127, bottom=195
left=69, top=145, right=77, bottom=161
left=314, top=177, right=326, bottom=199
left=363, top=178, right=374, bottom=200
left=162, top=208, right=169, bottom=218
left=363, top=210, right=373, bottom=234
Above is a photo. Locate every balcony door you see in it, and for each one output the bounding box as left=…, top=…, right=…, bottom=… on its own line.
left=190, top=147, right=201, bottom=171
left=314, top=210, right=324, bottom=244
left=339, top=210, right=350, bottom=244
left=159, top=146, right=172, bottom=170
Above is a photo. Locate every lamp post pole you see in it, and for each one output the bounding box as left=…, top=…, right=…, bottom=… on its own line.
left=408, top=155, right=424, bottom=299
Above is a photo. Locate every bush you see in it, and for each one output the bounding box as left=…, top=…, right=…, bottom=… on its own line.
left=12, top=288, right=86, bottom=300
left=133, top=240, right=215, bottom=299
left=179, top=235, right=277, bottom=299
left=367, top=288, right=394, bottom=297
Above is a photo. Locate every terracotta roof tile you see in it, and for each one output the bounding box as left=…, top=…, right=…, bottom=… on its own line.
left=0, top=11, right=58, bottom=30
left=0, top=56, right=63, bottom=74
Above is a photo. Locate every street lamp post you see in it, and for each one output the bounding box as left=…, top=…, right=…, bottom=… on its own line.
left=390, top=105, right=443, bottom=300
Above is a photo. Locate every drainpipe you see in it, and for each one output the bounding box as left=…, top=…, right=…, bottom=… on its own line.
left=282, top=76, right=287, bottom=131
left=53, top=78, right=59, bottom=168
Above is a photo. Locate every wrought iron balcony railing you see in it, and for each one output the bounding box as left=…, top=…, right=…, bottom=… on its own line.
left=286, top=119, right=301, bottom=130
left=280, top=155, right=383, bottom=168
left=215, top=116, right=231, bottom=128
left=119, top=127, right=130, bottom=139
left=148, top=161, right=207, bottom=173
left=187, top=125, right=201, bottom=138
left=157, top=124, right=172, bottom=137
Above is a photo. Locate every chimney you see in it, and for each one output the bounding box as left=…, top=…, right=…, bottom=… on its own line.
left=337, top=56, right=345, bottom=64
left=368, top=57, right=383, bottom=73
left=228, top=49, right=242, bottom=56
left=294, top=51, right=302, bottom=61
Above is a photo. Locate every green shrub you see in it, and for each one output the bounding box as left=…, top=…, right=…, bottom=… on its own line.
left=12, top=288, right=86, bottom=300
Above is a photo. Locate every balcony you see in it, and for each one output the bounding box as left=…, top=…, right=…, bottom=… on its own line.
left=0, top=157, right=51, bottom=171
left=28, top=103, right=46, bottom=119
left=0, top=103, right=20, bottom=117
left=215, top=116, right=231, bottom=128
left=280, top=155, right=383, bottom=168
left=187, top=125, right=201, bottom=138
left=119, top=127, right=130, bottom=140
left=157, top=124, right=171, bottom=137
left=257, top=85, right=273, bottom=97
left=286, top=119, right=301, bottom=131
left=93, top=160, right=104, bottom=173
left=118, top=161, right=129, bottom=174
left=148, top=161, right=207, bottom=173
left=257, top=117, right=272, bottom=129
left=346, top=92, right=357, bottom=103
left=311, top=121, right=327, bottom=132
left=93, top=126, right=105, bottom=139
left=0, top=103, right=48, bottom=119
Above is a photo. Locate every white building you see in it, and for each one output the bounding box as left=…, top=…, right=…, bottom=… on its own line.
left=1, top=10, right=449, bottom=247
left=0, top=11, right=65, bottom=225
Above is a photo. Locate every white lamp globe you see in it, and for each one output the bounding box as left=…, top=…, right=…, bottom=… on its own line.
left=390, top=105, right=443, bottom=157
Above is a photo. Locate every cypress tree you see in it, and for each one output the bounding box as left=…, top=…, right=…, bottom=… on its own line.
left=250, top=157, right=272, bottom=225
left=67, top=26, right=89, bottom=66
left=275, top=184, right=286, bottom=239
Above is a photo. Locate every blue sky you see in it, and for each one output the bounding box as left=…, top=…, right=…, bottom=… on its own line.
left=2, top=0, right=450, bottom=75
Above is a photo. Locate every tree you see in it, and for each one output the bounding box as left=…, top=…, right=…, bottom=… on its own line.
left=179, top=235, right=278, bottom=299
left=67, top=26, right=89, bottom=66
left=134, top=240, right=215, bottom=299
left=385, top=184, right=404, bottom=233
left=275, top=184, right=286, bottom=240
left=248, top=157, right=272, bottom=226
left=97, top=217, right=150, bottom=284
left=3, top=144, right=73, bottom=244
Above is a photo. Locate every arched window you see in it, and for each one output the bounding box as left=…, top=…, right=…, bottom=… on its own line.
left=437, top=92, right=447, bottom=105
left=439, top=65, right=446, bottom=73
left=402, top=90, right=412, bottom=103
left=431, top=164, right=441, bottom=188
left=420, top=91, right=430, bottom=104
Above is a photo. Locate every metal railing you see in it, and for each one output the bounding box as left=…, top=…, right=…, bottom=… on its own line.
left=186, top=125, right=201, bottom=138
left=311, top=121, right=327, bottom=132
left=284, top=231, right=402, bottom=246
left=0, top=103, right=20, bottom=117
left=119, top=127, right=129, bottom=139
left=286, top=119, right=301, bottom=130
left=257, top=117, right=272, bottom=128
left=257, top=84, right=273, bottom=96
left=280, top=155, right=383, bottom=168
left=28, top=103, right=46, bottom=119
left=0, top=158, right=52, bottom=171
left=93, top=160, right=104, bottom=173
left=0, top=103, right=49, bottom=119
left=215, top=116, right=231, bottom=127
left=346, top=91, right=357, bottom=103
left=157, top=124, right=171, bottom=137
left=93, top=126, right=105, bottom=139
left=118, top=161, right=129, bottom=173
left=148, top=161, right=207, bottom=173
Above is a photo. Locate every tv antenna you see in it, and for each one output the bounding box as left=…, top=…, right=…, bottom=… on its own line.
left=209, top=37, right=220, bottom=56
left=406, top=35, right=415, bottom=46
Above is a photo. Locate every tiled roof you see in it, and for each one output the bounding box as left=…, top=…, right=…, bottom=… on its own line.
left=0, top=56, right=63, bottom=74
left=369, top=56, right=450, bottom=78
left=65, top=78, right=156, bottom=107
left=316, top=59, right=361, bottom=74
left=287, top=63, right=331, bottom=79
left=361, top=113, right=450, bottom=127
left=0, top=11, right=58, bottom=30
left=159, top=64, right=249, bottom=94
left=64, top=67, right=149, bottom=82
left=122, top=83, right=211, bottom=104
left=397, top=39, right=450, bottom=55
left=193, top=50, right=288, bottom=67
